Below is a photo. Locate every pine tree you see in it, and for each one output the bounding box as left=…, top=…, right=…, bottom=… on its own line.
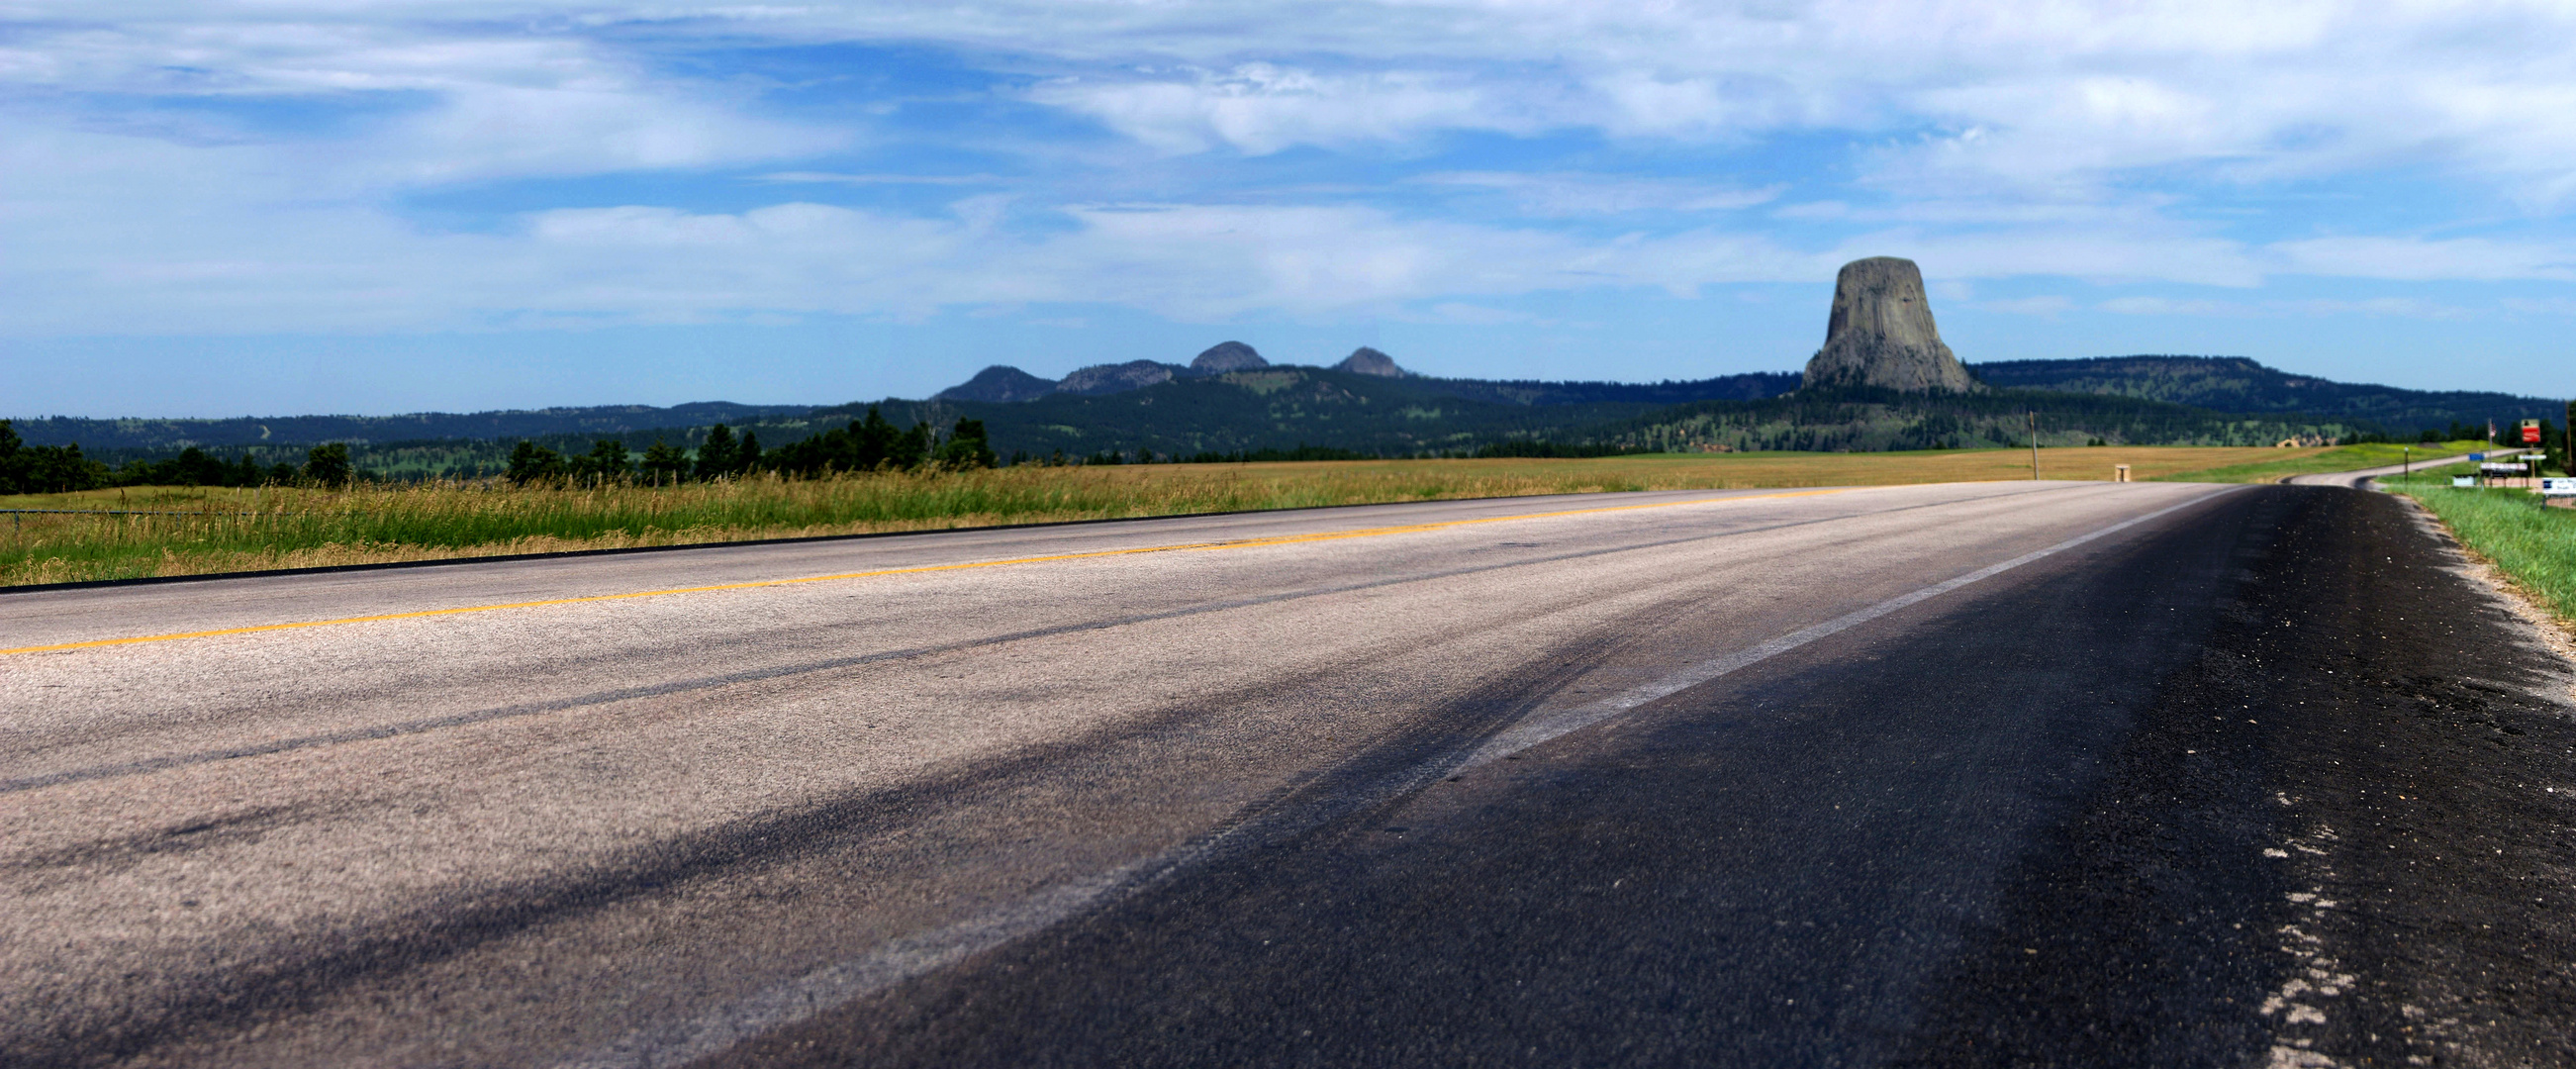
left=854, top=407, right=899, bottom=470
left=640, top=439, right=690, bottom=484
left=506, top=440, right=564, bottom=485
left=568, top=439, right=632, bottom=483
left=695, top=424, right=739, bottom=480
left=0, top=419, right=23, bottom=494
left=890, top=421, right=932, bottom=470
left=934, top=418, right=998, bottom=468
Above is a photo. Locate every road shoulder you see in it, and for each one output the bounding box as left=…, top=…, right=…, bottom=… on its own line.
left=1895, top=487, right=2576, bottom=1068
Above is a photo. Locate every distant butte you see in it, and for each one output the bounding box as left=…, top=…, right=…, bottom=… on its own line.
left=1191, top=341, right=1270, bottom=373
left=1333, top=347, right=1409, bottom=377
left=1801, top=256, right=1980, bottom=393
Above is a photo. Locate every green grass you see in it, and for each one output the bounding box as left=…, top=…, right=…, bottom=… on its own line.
left=2150, top=440, right=2486, bottom=484
left=2383, top=480, right=2576, bottom=626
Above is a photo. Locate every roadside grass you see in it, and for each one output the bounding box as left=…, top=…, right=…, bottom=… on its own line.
left=0, top=445, right=2316, bottom=587
left=2149, top=440, right=2486, bottom=484
left=2380, top=479, right=2576, bottom=626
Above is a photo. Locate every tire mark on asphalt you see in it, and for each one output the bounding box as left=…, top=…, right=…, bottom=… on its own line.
left=1454, top=486, right=2242, bottom=770
left=2, top=489, right=1854, bottom=657
left=555, top=487, right=2239, bottom=1069
left=6, top=610, right=1627, bottom=1069
left=3, top=484, right=2092, bottom=796
left=559, top=637, right=1620, bottom=1069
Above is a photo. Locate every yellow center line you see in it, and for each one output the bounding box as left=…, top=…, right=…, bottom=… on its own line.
left=4, top=488, right=1851, bottom=657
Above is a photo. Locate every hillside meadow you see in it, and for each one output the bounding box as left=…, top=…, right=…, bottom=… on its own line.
left=0, top=445, right=2343, bottom=587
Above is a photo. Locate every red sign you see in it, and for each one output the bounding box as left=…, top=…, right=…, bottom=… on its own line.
left=2525, top=424, right=2544, bottom=444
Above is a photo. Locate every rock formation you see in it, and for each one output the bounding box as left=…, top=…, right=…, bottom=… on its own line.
left=1332, top=347, right=1409, bottom=377
left=932, top=365, right=1059, bottom=403
left=926, top=340, right=1285, bottom=402
left=1191, top=341, right=1269, bottom=373
left=1800, top=257, right=1979, bottom=393
left=1057, top=359, right=1180, bottom=395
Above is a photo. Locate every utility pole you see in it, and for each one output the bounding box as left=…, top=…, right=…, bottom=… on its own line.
left=2029, top=410, right=2040, bottom=480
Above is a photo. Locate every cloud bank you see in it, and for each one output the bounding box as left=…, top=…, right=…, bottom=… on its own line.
left=4, top=0, right=2575, bottom=339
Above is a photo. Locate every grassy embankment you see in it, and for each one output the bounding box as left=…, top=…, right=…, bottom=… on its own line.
left=0, top=445, right=2318, bottom=587
left=2147, top=440, right=2485, bottom=483
left=2379, top=469, right=2576, bottom=628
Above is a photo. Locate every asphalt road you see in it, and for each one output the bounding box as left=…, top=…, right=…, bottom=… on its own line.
left=5, top=479, right=2571, bottom=1068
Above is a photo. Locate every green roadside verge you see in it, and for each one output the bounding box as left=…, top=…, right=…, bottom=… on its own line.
left=2382, top=471, right=2576, bottom=628
left=2151, top=440, right=2486, bottom=484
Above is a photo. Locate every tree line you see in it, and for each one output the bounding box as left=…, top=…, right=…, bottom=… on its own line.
left=503, top=409, right=997, bottom=485
left=2, top=408, right=999, bottom=495
left=0, top=420, right=360, bottom=494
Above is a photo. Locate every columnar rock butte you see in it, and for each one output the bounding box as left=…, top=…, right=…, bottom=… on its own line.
left=1800, top=256, right=1980, bottom=393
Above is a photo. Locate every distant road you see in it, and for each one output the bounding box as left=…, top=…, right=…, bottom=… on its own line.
left=6, top=477, right=2571, bottom=1067
left=2285, top=450, right=2476, bottom=487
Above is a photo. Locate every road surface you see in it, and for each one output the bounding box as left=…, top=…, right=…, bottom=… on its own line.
left=5, top=479, right=2571, bottom=1067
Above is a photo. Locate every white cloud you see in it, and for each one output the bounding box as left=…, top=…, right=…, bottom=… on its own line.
left=757, top=172, right=1004, bottom=185
left=1028, top=64, right=1521, bottom=155
left=1979, top=296, right=2071, bottom=317
left=0, top=14, right=844, bottom=191
left=2100, top=297, right=2250, bottom=317
left=8, top=0, right=2576, bottom=340
left=1419, top=303, right=1536, bottom=326
left=2268, top=237, right=2576, bottom=282
left=2282, top=297, right=2473, bottom=319
left=2099, top=294, right=2477, bottom=319
left=373, top=84, right=839, bottom=184
left=36, top=2, right=2576, bottom=197
left=1413, top=172, right=1782, bottom=216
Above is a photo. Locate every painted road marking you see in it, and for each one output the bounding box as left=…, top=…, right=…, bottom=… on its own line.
left=3, top=488, right=1851, bottom=657
left=553, top=484, right=2240, bottom=1069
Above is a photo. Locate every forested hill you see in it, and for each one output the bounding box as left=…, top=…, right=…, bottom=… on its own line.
left=1965, top=355, right=2555, bottom=431
left=7, top=402, right=817, bottom=451
left=1398, top=371, right=1798, bottom=407
left=827, top=367, right=1680, bottom=461
left=1580, top=386, right=2369, bottom=454
left=12, top=354, right=2559, bottom=481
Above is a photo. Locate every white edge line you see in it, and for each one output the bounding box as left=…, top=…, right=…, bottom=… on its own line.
left=554, top=484, right=2239, bottom=1069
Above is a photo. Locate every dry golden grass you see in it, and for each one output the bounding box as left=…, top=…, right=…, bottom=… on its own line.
left=0, top=445, right=2321, bottom=587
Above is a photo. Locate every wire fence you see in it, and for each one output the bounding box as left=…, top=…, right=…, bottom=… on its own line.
left=3, top=509, right=279, bottom=517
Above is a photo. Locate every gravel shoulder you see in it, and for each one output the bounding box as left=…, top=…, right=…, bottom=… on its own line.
left=1896, top=487, right=2576, bottom=1068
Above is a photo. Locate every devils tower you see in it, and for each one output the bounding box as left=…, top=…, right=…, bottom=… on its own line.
left=1800, top=257, right=1979, bottom=393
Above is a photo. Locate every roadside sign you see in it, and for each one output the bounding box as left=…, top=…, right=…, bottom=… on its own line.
left=2522, top=419, right=2543, bottom=444
left=2521, top=453, right=2549, bottom=462
left=2453, top=476, right=2478, bottom=487
left=2545, top=478, right=2576, bottom=498
left=2481, top=463, right=2526, bottom=475
left=2470, top=452, right=2487, bottom=461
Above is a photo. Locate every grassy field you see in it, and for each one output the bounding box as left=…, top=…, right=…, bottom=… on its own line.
left=0, top=445, right=2329, bottom=587
left=2380, top=477, right=2576, bottom=626
left=2145, top=440, right=2483, bottom=483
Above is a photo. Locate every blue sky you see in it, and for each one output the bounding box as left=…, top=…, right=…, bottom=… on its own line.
left=5, top=1, right=2574, bottom=417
